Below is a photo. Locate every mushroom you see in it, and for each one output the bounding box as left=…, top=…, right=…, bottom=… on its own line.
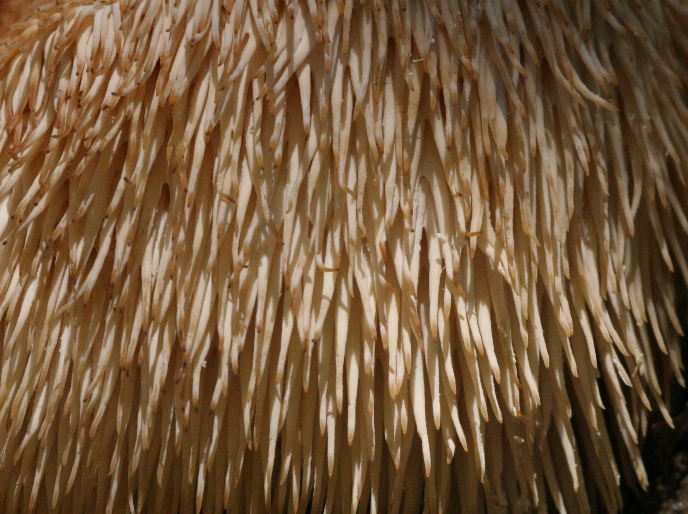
left=0, top=0, right=687, bottom=512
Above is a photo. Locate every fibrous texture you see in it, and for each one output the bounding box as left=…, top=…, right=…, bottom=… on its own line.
left=1, top=0, right=688, bottom=512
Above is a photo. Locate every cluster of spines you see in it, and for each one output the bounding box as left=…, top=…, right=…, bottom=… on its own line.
left=0, top=0, right=687, bottom=512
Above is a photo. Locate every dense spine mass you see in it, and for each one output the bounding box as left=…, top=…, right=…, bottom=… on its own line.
left=1, top=0, right=688, bottom=512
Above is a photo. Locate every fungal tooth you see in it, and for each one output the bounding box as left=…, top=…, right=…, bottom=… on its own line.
left=1, top=0, right=688, bottom=512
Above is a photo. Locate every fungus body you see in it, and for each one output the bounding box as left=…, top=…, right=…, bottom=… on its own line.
left=0, top=0, right=688, bottom=512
